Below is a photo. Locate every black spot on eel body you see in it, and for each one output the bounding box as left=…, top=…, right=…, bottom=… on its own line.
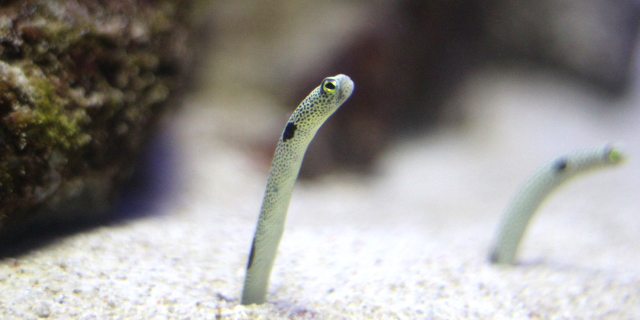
left=247, top=240, right=257, bottom=269
left=282, top=122, right=297, bottom=142
left=554, top=158, right=568, bottom=173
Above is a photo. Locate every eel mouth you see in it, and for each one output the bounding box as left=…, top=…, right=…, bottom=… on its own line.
left=336, top=74, right=354, bottom=103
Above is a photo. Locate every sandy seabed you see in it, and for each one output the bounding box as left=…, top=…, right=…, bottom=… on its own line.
left=1, top=68, right=639, bottom=319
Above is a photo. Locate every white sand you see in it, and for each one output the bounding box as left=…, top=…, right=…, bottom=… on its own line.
left=1, top=67, right=639, bottom=319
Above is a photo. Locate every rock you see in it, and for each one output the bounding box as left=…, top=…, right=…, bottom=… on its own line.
left=0, top=1, right=200, bottom=240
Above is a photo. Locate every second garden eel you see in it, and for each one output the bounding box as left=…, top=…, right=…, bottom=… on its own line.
left=489, top=143, right=626, bottom=264
left=241, top=74, right=354, bottom=305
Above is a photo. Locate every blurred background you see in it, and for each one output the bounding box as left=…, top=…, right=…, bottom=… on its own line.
left=187, top=0, right=640, bottom=179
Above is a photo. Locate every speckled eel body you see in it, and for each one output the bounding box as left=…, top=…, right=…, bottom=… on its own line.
left=489, top=144, right=625, bottom=265
left=241, top=74, right=354, bottom=305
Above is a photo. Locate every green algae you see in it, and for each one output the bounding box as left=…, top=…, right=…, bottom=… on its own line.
left=20, top=65, right=90, bottom=151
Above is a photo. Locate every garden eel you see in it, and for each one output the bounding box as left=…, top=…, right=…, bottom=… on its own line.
left=489, top=143, right=626, bottom=264
left=241, top=74, right=354, bottom=305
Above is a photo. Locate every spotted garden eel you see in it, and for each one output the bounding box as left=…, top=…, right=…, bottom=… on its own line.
left=241, top=74, right=354, bottom=305
left=489, top=143, right=626, bottom=265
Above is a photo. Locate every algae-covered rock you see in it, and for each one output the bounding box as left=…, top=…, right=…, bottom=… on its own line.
left=0, top=1, right=197, bottom=239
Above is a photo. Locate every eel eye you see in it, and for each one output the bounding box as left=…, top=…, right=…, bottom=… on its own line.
left=323, top=80, right=337, bottom=93
left=608, top=148, right=622, bottom=163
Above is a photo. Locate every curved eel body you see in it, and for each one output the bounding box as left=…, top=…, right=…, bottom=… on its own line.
left=241, top=74, right=354, bottom=305
left=489, top=144, right=625, bottom=264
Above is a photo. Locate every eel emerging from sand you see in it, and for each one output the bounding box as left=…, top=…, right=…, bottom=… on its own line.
left=489, top=143, right=626, bottom=264
left=241, top=74, right=354, bottom=305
